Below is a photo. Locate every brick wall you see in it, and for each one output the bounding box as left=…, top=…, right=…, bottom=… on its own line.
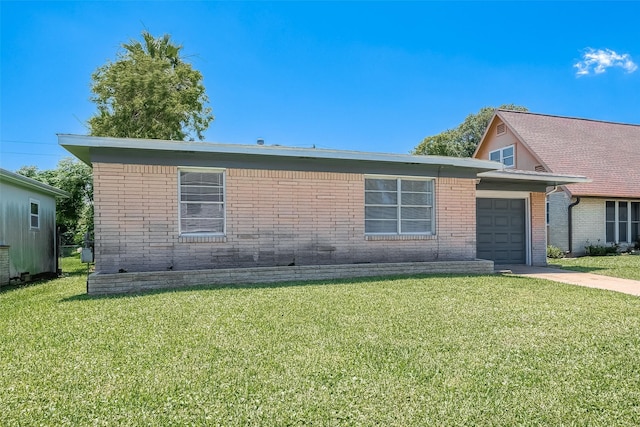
left=548, top=191, right=570, bottom=251
left=0, top=246, right=9, bottom=286
left=88, top=260, right=495, bottom=295
left=93, top=163, right=478, bottom=273
left=530, top=192, right=547, bottom=266
left=572, top=198, right=605, bottom=256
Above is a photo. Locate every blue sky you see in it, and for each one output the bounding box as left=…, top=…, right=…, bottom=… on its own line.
left=1, top=1, right=639, bottom=171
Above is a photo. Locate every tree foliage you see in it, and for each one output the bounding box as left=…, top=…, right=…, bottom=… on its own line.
left=88, top=31, right=214, bottom=141
left=413, top=104, right=528, bottom=157
left=16, top=159, right=93, bottom=245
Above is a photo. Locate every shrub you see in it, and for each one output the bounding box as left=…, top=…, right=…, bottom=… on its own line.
left=585, top=240, right=619, bottom=256
left=547, top=245, right=565, bottom=259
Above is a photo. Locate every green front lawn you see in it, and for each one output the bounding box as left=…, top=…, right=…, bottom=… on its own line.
left=549, top=254, right=640, bottom=281
left=1, top=259, right=640, bottom=425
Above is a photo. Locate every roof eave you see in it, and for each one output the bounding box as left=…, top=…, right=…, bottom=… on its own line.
left=0, top=169, right=70, bottom=198
left=58, top=134, right=503, bottom=173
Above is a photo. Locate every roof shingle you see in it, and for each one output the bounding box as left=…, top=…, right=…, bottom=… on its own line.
left=497, top=110, right=640, bottom=198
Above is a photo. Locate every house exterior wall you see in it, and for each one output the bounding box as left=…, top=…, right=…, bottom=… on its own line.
left=0, top=181, right=57, bottom=278
left=475, top=119, right=541, bottom=171
left=530, top=191, right=547, bottom=266
left=92, top=163, right=478, bottom=273
left=548, top=191, right=570, bottom=251
left=571, top=198, right=606, bottom=256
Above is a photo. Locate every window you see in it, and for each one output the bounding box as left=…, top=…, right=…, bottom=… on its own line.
left=29, top=199, right=40, bottom=229
left=365, top=177, right=434, bottom=235
left=606, top=201, right=640, bottom=243
left=489, top=145, right=515, bottom=168
left=179, top=169, right=225, bottom=235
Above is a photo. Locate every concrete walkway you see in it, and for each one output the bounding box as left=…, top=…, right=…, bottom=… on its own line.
left=495, top=265, right=640, bottom=297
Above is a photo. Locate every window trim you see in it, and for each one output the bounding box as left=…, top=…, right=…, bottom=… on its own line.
left=489, top=144, right=515, bottom=169
left=29, top=198, right=40, bottom=230
left=364, top=175, right=435, bottom=236
left=178, top=167, right=226, bottom=237
left=606, top=200, right=640, bottom=244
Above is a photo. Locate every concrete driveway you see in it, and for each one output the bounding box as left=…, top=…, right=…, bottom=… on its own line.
left=496, top=265, right=640, bottom=297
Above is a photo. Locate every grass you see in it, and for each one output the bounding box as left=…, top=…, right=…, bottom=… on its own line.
left=549, top=253, right=640, bottom=281
left=1, top=256, right=640, bottom=425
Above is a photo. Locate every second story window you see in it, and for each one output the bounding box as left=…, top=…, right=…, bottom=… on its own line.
left=489, top=145, right=515, bottom=168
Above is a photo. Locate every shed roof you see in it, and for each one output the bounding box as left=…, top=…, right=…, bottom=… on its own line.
left=494, top=110, right=640, bottom=198
left=0, top=168, right=69, bottom=198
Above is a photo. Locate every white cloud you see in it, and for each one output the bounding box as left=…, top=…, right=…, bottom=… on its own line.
left=574, top=48, right=637, bottom=76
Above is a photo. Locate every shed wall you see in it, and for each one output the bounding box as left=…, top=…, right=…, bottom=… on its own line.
left=0, top=181, right=57, bottom=277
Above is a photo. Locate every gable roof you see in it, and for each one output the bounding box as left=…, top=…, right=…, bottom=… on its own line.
left=492, top=110, right=640, bottom=198
left=0, top=168, right=69, bottom=198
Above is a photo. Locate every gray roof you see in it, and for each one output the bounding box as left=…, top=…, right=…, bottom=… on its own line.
left=58, top=133, right=502, bottom=172
left=0, top=168, right=69, bottom=198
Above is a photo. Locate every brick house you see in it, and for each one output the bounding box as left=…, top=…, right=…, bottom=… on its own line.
left=60, top=134, right=585, bottom=293
left=474, top=110, right=640, bottom=255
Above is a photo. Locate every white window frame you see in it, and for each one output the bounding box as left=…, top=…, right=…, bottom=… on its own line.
left=29, top=198, right=40, bottom=230
left=489, top=144, right=515, bottom=169
left=178, top=167, right=226, bottom=236
left=606, top=200, right=640, bottom=244
left=364, top=175, right=435, bottom=236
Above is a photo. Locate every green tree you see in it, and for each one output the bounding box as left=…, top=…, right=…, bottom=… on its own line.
left=88, top=30, right=214, bottom=141
left=17, top=158, right=93, bottom=245
left=413, top=104, right=528, bottom=157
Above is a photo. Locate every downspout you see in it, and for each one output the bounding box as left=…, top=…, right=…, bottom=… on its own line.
left=567, top=197, right=581, bottom=254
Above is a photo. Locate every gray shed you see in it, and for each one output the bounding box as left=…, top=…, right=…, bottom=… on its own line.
left=0, top=168, right=69, bottom=284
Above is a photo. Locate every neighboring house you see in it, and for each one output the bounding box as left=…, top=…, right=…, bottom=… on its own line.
left=474, top=109, right=640, bottom=255
left=0, top=168, right=69, bottom=285
left=59, top=134, right=585, bottom=294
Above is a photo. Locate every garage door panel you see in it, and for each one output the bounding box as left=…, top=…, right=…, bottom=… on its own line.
left=477, top=233, right=494, bottom=244
left=494, top=216, right=509, bottom=227
left=476, top=198, right=526, bottom=264
left=494, top=199, right=510, bottom=210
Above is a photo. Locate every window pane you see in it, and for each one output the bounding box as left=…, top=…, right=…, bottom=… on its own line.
left=631, top=223, right=639, bottom=242
left=365, top=191, right=397, bottom=205
left=401, top=206, right=431, bottom=220
left=606, top=222, right=615, bottom=243
left=490, top=151, right=500, bottom=161
left=619, top=223, right=628, bottom=242
left=181, top=186, right=224, bottom=202
left=181, top=203, right=224, bottom=219
left=401, top=220, right=429, bottom=233
left=180, top=171, right=223, bottom=186
left=401, top=180, right=431, bottom=192
left=606, top=201, right=615, bottom=221
left=503, top=156, right=514, bottom=167
left=503, top=146, right=514, bottom=157
left=30, top=202, right=39, bottom=215
left=619, top=202, right=628, bottom=221
left=30, top=215, right=39, bottom=228
left=365, top=220, right=397, bottom=234
left=401, top=192, right=430, bottom=205
left=365, top=179, right=396, bottom=191
left=631, top=203, right=640, bottom=221
left=365, top=206, right=397, bottom=220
